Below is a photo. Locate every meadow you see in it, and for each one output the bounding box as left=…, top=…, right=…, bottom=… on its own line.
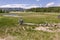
left=0, top=12, right=60, bottom=40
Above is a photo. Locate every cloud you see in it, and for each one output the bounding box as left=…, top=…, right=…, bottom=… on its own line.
left=45, top=2, right=55, bottom=7
left=36, top=0, right=40, bottom=1
left=0, top=4, right=28, bottom=8
left=25, top=4, right=41, bottom=9
left=0, top=4, right=41, bottom=9
left=55, top=4, right=60, bottom=7
left=25, top=5, right=40, bottom=9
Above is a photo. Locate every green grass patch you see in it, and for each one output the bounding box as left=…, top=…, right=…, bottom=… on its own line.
left=0, top=17, right=18, bottom=27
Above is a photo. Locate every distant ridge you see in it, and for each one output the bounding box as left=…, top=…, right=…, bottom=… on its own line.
left=0, top=8, right=24, bottom=11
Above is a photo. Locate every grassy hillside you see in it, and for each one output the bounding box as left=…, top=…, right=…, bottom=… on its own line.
left=0, top=12, right=60, bottom=40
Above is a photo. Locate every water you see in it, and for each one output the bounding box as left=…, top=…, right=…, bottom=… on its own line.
left=3, top=14, right=22, bottom=17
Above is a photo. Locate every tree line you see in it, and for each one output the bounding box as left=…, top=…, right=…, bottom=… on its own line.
left=26, top=7, right=60, bottom=12
left=0, top=9, right=9, bottom=13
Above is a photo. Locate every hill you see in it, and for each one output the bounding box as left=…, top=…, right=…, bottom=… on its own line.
left=0, top=8, right=24, bottom=12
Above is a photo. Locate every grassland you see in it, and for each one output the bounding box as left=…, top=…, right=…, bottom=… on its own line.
left=0, top=12, right=60, bottom=40
left=9, top=12, right=60, bottom=24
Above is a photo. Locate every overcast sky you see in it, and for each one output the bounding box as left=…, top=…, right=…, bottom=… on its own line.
left=0, top=0, right=60, bottom=9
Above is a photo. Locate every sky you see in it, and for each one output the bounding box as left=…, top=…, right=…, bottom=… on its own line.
left=0, top=0, right=60, bottom=9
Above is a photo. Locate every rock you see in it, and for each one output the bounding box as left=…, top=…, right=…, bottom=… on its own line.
left=58, top=15, right=60, bottom=19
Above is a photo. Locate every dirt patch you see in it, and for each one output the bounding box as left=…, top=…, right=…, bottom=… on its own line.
left=0, top=35, right=17, bottom=40
left=34, top=27, right=54, bottom=32
left=34, top=27, right=60, bottom=32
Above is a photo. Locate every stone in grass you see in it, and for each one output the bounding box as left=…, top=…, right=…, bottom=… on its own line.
left=58, top=15, right=60, bottom=19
